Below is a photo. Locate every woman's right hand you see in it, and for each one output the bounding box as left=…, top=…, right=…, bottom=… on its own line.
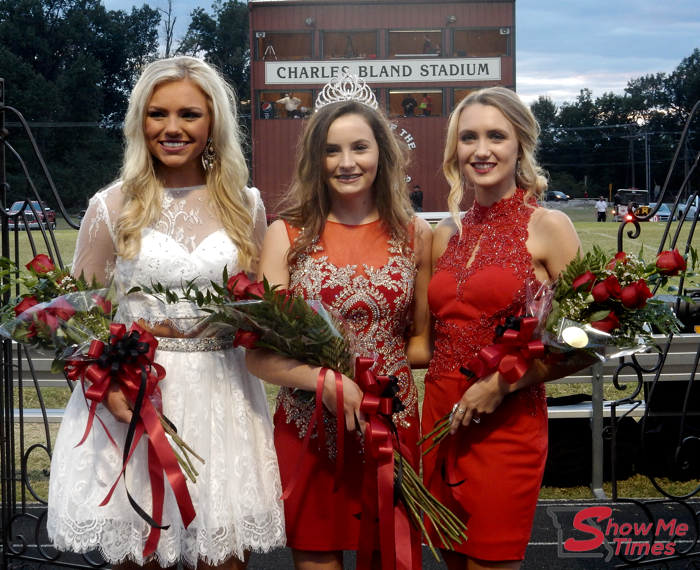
left=102, top=383, right=133, bottom=424
left=321, top=371, right=366, bottom=435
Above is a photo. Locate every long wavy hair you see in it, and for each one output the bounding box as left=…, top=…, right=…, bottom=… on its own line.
left=115, top=56, right=258, bottom=271
left=279, top=100, right=413, bottom=264
left=443, top=87, right=548, bottom=226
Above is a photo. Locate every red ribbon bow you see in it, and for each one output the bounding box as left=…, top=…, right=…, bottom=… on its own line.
left=466, top=316, right=545, bottom=384
left=65, top=323, right=196, bottom=556
left=355, top=357, right=412, bottom=570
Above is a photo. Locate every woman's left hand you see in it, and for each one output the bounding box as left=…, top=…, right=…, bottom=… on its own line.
left=450, top=371, right=510, bottom=434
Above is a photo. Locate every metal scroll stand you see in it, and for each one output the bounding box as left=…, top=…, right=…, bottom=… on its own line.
left=263, top=44, right=277, bottom=60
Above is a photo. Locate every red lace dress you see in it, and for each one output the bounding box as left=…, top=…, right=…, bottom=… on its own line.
left=422, top=189, right=548, bottom=561
left=274, top=219, right=421, bottom=562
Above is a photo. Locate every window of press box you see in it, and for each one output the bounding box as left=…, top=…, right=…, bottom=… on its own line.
left=258, top=91, right=314, bottom=119
left=388, top=30, right=442, bottom=58
left=389, top=90, right=443, bottom=117
left=322, top=31, right=378, bottom=59
left=453, top=29, right=509, bottom=58
left=255, top=32, right=312, bottom=60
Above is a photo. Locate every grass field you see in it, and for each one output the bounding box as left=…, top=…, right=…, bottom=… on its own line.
left=6, top=201, right=700, bottom=500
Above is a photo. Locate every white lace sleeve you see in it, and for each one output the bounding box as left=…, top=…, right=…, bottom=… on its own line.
left=247, top=186, right=267, bottom=255
left=71, top=183, right=123, bottom=286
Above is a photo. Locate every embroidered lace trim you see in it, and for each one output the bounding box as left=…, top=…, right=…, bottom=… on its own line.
left=426, top=189, right=547, bottom=415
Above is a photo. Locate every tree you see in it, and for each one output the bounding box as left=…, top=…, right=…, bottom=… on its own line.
left=0, top=0, right=161, bottom=208
left=158, top=0, right=176, bottom=58
left=178, top=0, right=250, bottom=101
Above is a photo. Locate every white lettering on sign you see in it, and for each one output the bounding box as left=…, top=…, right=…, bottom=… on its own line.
left=265, top=59, right=501, bottom=85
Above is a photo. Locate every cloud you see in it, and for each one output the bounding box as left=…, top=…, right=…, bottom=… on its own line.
left=516, top=0, right=700, bottom=104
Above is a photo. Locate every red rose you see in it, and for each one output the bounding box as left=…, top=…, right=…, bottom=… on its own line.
left=14, top=296, right=39, bottom=317
left=47, top=297, right=77, bottom=321
left=92, top=293, right=112, bottom=314
left=35, top=309, right=59, bottom=333
left=243, top=281, right=265, bottom=299
left=25, top=253, right=55, bottom=274
left=590, top=311, right=620, bottom=333
left=232, top=329, right=261, bottom=349
left=656, top=248, right=687, bottom=276
left=592, top=275, right=622, bottom=303
left=620, top=279, right=653, bottom=309
left=227, top=271, right=251, bottom=300
left=572, top=270, right=597, bottom=293
left=607, top=252, right=628, bottom=270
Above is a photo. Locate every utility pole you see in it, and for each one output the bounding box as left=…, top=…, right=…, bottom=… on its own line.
left=643, top=132, right=651, bottom=196
left=622, top=125, right=637, bottom=189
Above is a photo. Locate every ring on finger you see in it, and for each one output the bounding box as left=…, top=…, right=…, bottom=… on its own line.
left=473, top=417, right=481, bottom=424
left=457, top=408, right=466, bottom=415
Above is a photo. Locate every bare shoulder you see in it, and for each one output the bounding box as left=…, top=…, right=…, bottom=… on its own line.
left=530, top=207, right=577, bottom=240
left=413, top=215, right=433, bottom=244
left=529, top=206, right=581, bottom=280
left=432, top=215, right=460, bottom=266
left=258, top=219, right=292, bottom=285
left=264, top=219, right=291, bottom=245
left=434, top=215, right=460, bottom=243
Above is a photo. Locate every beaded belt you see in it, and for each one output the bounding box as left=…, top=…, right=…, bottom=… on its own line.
left=155, top=336, right=234, bottom=352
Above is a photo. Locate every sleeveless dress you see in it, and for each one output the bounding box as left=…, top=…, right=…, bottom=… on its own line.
left=47, top=183, right=286, bottom=567
left=422, top=189, right=548, bottom=561
left=274, top=219, right=421, bottom=565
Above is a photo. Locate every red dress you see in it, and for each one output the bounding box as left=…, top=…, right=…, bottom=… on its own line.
left=422, top=189, right=548, bottom=561
left=274, top=219, right=421, bottom=564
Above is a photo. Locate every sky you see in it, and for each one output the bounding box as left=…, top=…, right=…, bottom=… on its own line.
left=104, top=0, right=700, bottom=106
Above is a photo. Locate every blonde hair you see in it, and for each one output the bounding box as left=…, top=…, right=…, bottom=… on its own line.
left=443, top=87, right=548, bottom=226
left=115, top=56, right=258, bottom=271
left=279, top=101, right=413, bottom=264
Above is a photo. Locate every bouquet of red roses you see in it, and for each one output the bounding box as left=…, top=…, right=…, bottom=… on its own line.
left=421, top=247, right=695, bottom=453
left=137, top=270, right=467, bottom=562
left=0, top=254, right=114, bottom=369
left=1, top=254, right=203, bottom=557
left=531, top=246, right=692, bottom=357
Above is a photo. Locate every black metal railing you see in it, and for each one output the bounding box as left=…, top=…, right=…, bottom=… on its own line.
left=605, top=99, right=700, bottom=568
left=1, top=78, right=106, bottom=570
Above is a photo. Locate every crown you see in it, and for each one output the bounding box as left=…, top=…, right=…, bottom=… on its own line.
left=315, top=73, right=379, bottom=111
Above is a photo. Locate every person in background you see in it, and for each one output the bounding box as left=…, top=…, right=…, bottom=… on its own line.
left=47, top=56, right=285, bottom=570
left=421, top=93, right=434, bottom=116
left=595, top=195, right=608, bottom=222
left=410, top=184, right=424, bottom=212
left=402, top=93, right=418, bottom=117
left=277, top=92, right=302, bottom=118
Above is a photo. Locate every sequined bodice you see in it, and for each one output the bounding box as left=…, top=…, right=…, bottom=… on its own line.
left=278, top=220, right=419, bottom=436
left=425, top=190, right=546, bottom=407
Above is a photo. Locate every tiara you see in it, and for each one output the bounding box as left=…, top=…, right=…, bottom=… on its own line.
left=315, top=73, right=379, bottom=111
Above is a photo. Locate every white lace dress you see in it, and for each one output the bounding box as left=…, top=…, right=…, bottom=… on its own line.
left=46, top=182, right=286, bottom=567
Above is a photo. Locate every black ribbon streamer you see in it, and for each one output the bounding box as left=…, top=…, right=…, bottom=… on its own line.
left=99, top=330, right=169, bottom=531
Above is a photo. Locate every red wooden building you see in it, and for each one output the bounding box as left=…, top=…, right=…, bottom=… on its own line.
left=248, top=0, right=516, bottom=213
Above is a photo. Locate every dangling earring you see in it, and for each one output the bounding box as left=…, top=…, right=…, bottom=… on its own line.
left=516, top=159, right=523, bottom=177
left=202, top=137, right=215, bottom=172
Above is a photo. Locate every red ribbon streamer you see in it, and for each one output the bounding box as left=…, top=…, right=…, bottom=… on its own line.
left=66, top=323, right=196, bottom=555
left=280, top=368, right=344, bottom=500
left=355, top=357, right=412, bottom=570
left=466, top=316, right=545, bottom=384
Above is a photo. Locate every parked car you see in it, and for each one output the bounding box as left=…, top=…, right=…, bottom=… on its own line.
left=648, top=203, right=675, bottom=222
left=677, top=196, right=699, bottom=221
left=7, top=201, right=56, bottom=230
left=544, top=190, right=570, bottom=202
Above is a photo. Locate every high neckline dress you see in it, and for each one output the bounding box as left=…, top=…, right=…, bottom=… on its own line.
left=422, top=189, right=548, bottom=561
